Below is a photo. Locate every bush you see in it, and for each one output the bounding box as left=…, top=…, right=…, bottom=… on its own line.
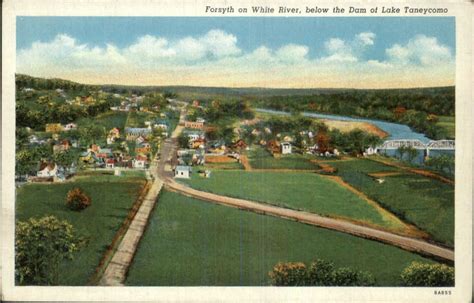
left=269, top=258, right=376, bottom=286
left=268, top=262, right=307, bottom=286
left=400, top=262, right=454, bottom=286
left=66, top=187, right=91, bottom=211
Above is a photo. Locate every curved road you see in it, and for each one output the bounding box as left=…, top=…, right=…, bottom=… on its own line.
left=158, top=109, right=454, bottom=262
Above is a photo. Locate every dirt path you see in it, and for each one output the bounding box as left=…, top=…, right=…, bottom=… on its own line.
left=240, top=155, right=252, bottom=171
left=369, top=158, right=454, bottom=185
left=164, top=179, right=453, bottom=262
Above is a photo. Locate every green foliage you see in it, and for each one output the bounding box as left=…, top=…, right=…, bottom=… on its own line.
left=400, top=262, right=454, bottom=286
left=425, top=155, right=455, bottom=175
left=66, top=188, right=92, bottom=211
left=268, top=258, right=375, bottom=286
left=15, top=216, right=84, bottom=285
left=178, top=133, right=190, bottom=149
left=269, top=262, right=308, bottom=286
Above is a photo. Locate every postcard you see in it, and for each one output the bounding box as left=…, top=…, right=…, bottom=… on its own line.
left=1, top=0, right=472, bottom=302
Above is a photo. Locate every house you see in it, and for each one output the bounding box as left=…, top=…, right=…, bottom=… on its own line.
left=96, top=148, right=113, bottom=159
left=153, top=119, right=169, bottom=130
left=174, top=165, right=191, bottom=179
left=192, top=100, right=200, bottom=107
left=232, top=139, right=248, bottom=150
left=28, top=135, right=40, bottom=144
left=133, top=154, right=148, bottom=168
left=64, top=123, right=77, bottom=131
left=125, top=127, right=151, bottom=141
left=251, top=129, right=261, bottom=136
left=281, top=142, right=292, bottom=154
left=365, top=147, right=377, bottom=156
left=190, top=138, right=206, bottom=149
left=37, top=162, right=58, bottom=177
left=53, top=140, right=71, bottom=153
left=45, top=123, right=63, bottom=133
left=105, top=158, right=115, bottom=169
left=185, top=130, right=205, bottom=141
left=135, top=142, right=151, bottom=154
left=184, top=121, right=205, bottom=129
left=196, top=117, right=206, bottom=123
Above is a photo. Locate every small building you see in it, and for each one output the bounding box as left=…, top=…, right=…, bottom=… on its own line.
left=192, top=100, right=200, bottom=107
left=64, top=123, right=77, bottom=131
left=105, top=158, right=115, bottom=169
left=267, top=140, right=280, bottom=154
left=53, top=140, right=71, bottom=154
left=281, top=142, right=292, bottom=154
left=154, top=119, right=169, bottom=130
left=125, top=127, right=151, bottom=141
left=232, top=139, right=248, bottom=150
left=174, top=165, right=191, bottom=179
left=45, top=123, right=63, bottom=133
left=135, top=142, right=151, bottom=154
left=185, top=130, right=205, bottom=141
left=365, top=147, right=377, bottom=156
left=184, top=121, right=205, bottom=129
left=37, top=162, right=58, bottom=177
left=133, top=154, right=148, bottom=169
left=109, top=128, right=120, bottom=139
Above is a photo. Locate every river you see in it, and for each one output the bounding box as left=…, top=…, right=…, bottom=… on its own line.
left=255, top=108, right=431, bottom=143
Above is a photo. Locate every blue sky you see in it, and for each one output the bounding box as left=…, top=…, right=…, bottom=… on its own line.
left=16, top=17, right=455, bottom=88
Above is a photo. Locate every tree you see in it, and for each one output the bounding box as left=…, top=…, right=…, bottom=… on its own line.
left=178, top=133, right=190, bottom=149
left=316, top=132, right=330, bottom=153
left=15, top=216, right=84, bottom=285
left=405, top=146, right=419, bottom=164
left=400, top=262, right=454, bottom=286
left=66, top=188, right=91, bottom=211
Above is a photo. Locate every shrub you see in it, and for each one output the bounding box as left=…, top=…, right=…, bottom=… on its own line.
left=400, top=262, right=454, bottom=286
left=307, top=259, right=335, bottom=285
left=269, top=262, right=307, bottom=286
left=270, top=259, right=376, bottom=286
left=66, top=187, right=91, bottom=211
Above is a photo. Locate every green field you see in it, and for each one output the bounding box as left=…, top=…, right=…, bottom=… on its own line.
left=78, top=111, right=129, bottom=131
left=436, top=116, right=455, bottom=139
left=181, top=170, right=403, bottom=230
left=15, top=171, right=146, bottom=285
left=126, top=190, right=437, bottom=286
left=126, top=111, right=157, bottom=128
left=247, top=146, right=318, bottom=170
left=327, top=158, right=454, bottom=246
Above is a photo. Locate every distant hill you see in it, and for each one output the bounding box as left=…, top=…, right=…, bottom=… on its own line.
left=16, top=74, right=454, bottom=100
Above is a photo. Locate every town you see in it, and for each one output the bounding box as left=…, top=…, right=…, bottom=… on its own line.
left=15, top=74, right=455, bottom=288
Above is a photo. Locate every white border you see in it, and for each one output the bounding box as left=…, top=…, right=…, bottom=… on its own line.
left=2, top=0, right=472, bottom=302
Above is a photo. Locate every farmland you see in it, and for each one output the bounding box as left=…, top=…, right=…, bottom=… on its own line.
left=125, top=190, right=438, bottom=286
left=326, top=158, right=455, bottom=246
left=15, top=171, right=147, bottom=285
left=247, top=146, right=319, bottom=170
left=436, top=115, right=455, bottom=139
left=181, top=170, right=406, bottom=231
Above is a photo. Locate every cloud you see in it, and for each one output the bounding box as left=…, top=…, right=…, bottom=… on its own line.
left=320, top=32, right=375, bottom=63
left=16, top=30, right=454, bottom=88
left=386, top=34, right=452, bottom=65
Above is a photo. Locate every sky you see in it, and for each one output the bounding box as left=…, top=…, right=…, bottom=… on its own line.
left=16, top=17, right=455, bottom=88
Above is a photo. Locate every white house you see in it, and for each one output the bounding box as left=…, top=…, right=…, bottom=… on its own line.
left=37, top=162, right=58, bottom=177
left=281, top=142, right=292, bottom=154
left=174, top=165, right=191, bottom=179
left=365, top=147, right=377, bottom=156
left=64, top=123, right=77, bottom=131
left=105, top=159, right=115, bottom=169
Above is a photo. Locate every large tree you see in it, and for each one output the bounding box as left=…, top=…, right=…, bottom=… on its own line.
left=15, top=216, right=84, bottom=285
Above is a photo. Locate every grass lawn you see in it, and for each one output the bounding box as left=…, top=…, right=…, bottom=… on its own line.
left=126, top=111, right=156, bottom=128
left=328, top=158, right=454, bottom=246
left=126, top=190, right=438, bottom=286
left=78, top=111, right=129, bottom=131
left=181, top=170, right=403, bottom=230
left=436, top=116, right=455, bottom=139
left=247, top=146, right=319, bottom=170
left=15, top=171, right=147, bottom=285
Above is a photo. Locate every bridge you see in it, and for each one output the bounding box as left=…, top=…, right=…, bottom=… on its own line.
left=376, top=139, right=455, bottom=157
